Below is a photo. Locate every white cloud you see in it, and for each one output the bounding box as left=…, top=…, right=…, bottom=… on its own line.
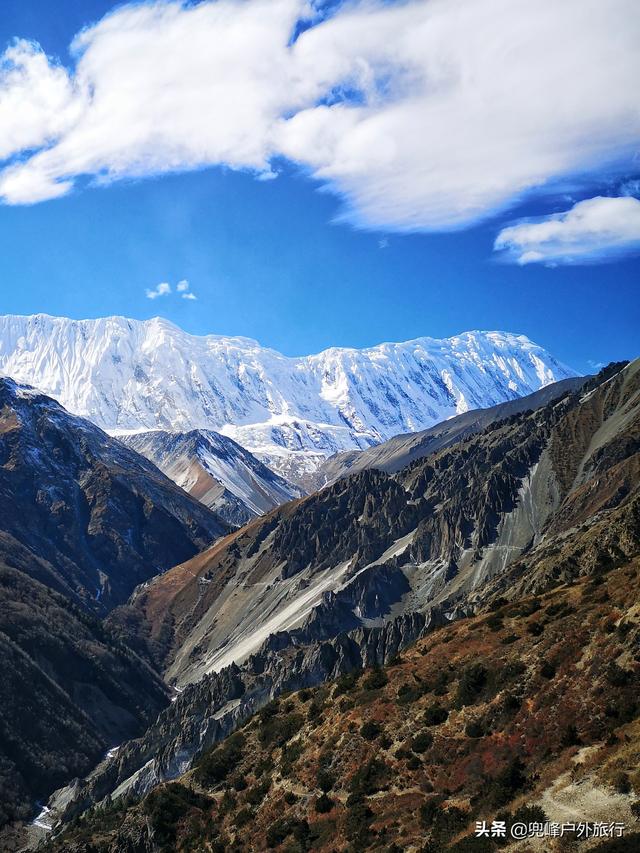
left=145, top=281, right=172, bottom=299
left=176, top=278, right=197, bottom=299
left=0, top=40, right=82, bottom=163
left=0, top=0, right=638, bottom=230
left=494, top=196, right=640, bottom=265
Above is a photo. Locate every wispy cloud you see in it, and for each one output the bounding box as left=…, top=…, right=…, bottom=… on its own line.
left=494, top=196, right=640, bottom=265
left=146, top=279, right=198, bottom=300
left=177, top=279, right=197, bottom=300
left=145, top=282, right=171, bottom=299
left=0, top=0, right=638, bottom=232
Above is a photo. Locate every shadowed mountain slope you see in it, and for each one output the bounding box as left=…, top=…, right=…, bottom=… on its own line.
left=0, top=378, right=230, bottom=613
left=0, top=379, right=232, bottom=835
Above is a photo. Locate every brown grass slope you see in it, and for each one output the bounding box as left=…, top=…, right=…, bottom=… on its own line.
left=47, top=553, right=640, bottom=853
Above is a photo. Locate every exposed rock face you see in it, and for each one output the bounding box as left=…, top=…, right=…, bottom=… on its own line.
left=119, top=364, right=634, bottom=690
left=0, top=378, right=229, bottom=613
left=45, top=609, right=434, bottom=824
left=39, top=360, right=639, bottom=831
left=119, top=428, right=301, bottom=527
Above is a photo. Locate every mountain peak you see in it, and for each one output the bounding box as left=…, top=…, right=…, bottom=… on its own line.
left=0, top=313, right=578, bottom=486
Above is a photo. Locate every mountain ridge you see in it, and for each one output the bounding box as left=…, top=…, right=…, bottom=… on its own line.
left=119, top=428, right=302, bottom=527
left=0, top=314, right=577, bottom=486
left=38, top=359, right=637, bottom=838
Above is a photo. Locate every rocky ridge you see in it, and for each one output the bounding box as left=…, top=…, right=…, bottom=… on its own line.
left=119, top=429, right=301, bottom=527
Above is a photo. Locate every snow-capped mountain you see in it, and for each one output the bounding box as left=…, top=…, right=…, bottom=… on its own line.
left=0, top=314, right=577, bottom=484
left=120, top=429, right=301, bottom=527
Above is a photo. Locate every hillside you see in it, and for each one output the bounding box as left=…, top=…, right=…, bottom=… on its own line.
left=0, top=569, right=169, bottom=830
left=40, top=359, right=639, bottom=835
left=0, top=379, right=229, bottom=838
left=112, top=362, right=636, bottom=689
left=45, top=555, right=640, bottom=852
left=0, top=378, right=229, bottom=613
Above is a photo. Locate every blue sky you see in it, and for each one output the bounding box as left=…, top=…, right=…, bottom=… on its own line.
left=0, top=0, right=638, bottom=372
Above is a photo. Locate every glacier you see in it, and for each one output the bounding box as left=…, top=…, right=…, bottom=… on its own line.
left=0, top=314, right=577, bottom=485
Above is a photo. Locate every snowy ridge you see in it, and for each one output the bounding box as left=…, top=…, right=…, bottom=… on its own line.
left=0, top=314, right=577, bottom=484
left=120, top=428, right=301, bottom=526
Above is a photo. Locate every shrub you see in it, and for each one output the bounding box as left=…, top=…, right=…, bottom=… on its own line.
left=527, top=621, right=544, bottom=637
left=540, top=660, right=556, bottom=679
left=349, top=758, right=389, bottom=799
left=465, top=719, right=485, bottom=738
left=485, top=758, right=527, bottom=808
left=345, top=800, right=373, bottom=848
left=455, top=663, right=488, bottom=707
left=266, top=818, right=292, bottom=848
left=317, top=767, right=336, bottom=793
left=195, top=733, right=245, bottom=787
left=362, top=666, right=389, bottom=690
left=411, top=731, right=434, bottom=753
left=245, top=780, right=270, bottom=806
left=307, top=700, right=323, bottom=723
left=432, top=670, right=451, bottom=696
left=498, top=660, right=526, bottom=685
left=486, top=614, right=504, bottom=632
left=281, top=740, right=304, bottom=775
left=334, top=670, right=361, bottom=696
left=407, top=755, right=421, bottom=770
left=144, top=784, right=211, bottom=847
left=233, top=807, right=253, bottom=828
left=284, top=790, right=298, bottom=805
left=606, top=663, right=632, bottom=687
left=613, top=772, right=631, bottom=794
left=419, top=795, right=444, bottom=828
left=502, top=692, right=521, bottom=714
left=423, top=703, right=449, bottom=726
left=397, top=683, right=423, bottom=705
left=259, top=712, right=304, bottom=747
left=230, top=774, right=247, bottom=791
left=315, top=793, right=334, bottom=813
left=360, top=720, right=381, bottom=741
left=431, top=806, right=470, bottom=844
left=560, top=723, right=580, bottom=747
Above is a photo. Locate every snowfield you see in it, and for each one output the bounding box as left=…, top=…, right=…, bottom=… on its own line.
left=0, top=314, right=576, bottom=483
